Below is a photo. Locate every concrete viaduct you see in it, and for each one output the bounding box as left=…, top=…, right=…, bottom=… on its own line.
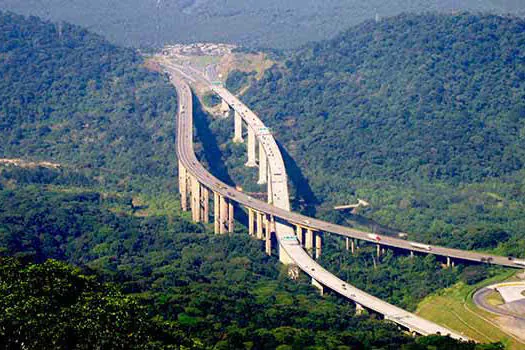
left=164, top=60, right=522, bottom=341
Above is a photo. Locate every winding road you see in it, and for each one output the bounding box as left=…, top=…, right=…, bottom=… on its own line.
left=166, top=64, right=474, bottom=340
left=164, top=59, right=523, bottom=270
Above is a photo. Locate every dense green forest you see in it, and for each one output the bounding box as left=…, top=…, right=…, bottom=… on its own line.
left=0, top=11, right=178, bottom=194
left=0, top=12, right=499, bottom=349
left=225, top=13, right=525, bottom=256
left=1, top=164, right=495, bottom=349
left=1, top=0, right=525, bottom=49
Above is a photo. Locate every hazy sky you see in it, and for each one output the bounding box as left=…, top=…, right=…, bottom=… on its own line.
left=1, top=0, right=524, bottom=48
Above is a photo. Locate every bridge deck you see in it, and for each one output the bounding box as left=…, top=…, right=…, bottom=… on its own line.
left=167, top=65, right=471, bottom=341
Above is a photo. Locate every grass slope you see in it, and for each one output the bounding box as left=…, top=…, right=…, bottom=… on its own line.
left=417, top=270, right=524, bottom=349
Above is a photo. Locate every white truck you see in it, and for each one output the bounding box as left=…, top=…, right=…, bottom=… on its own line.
left=409, top=242, right=432, bottom=251
left=367, top=233, right=381, bottom=242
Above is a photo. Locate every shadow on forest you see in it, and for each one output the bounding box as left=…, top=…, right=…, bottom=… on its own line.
left=192, top=96, right=248, bottom=225
left=192, top=96, right=235, bottom=186
left=276, top=140, right=318, bottom=217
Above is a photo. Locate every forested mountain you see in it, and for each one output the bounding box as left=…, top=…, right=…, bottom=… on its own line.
left=0, top=11, right=178, bottom=193
left=227, top=13, right=525, bottom=254
left=1, top=0, right=525, bottom=49
left=0, top=12, right=496, bottom=349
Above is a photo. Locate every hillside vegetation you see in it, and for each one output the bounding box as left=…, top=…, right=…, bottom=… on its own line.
left=0, top=11, right=178, bottom=194
left=1, top=1, right=525, bottom=49
left=0, top=163, right=503, bottom=349
left=222, top=13, right=525, bottom=254
left=0, top=13, right=498, bottom=349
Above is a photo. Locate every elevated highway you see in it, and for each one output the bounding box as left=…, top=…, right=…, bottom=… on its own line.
left=164, top=60, right=522, bottom=270
left=168, top=68, right=472, bottom=340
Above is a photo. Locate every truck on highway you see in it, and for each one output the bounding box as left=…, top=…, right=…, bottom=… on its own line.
left=367, top=233, right=381, bottom=242
left=409, top=242, right=432, bottom=251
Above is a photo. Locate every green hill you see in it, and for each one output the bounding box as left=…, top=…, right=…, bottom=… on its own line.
left=0, top=11, right=178, bottom=193
left=233, top=13, right=525, bottom=253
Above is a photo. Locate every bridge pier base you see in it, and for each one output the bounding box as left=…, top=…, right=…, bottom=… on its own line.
left=246, top=127, right=257, bottom=167
left=178, top=161, right=188, bottom=211
left=228, top=201, right=234, bottom=233
left=312, top=278, right=324, bottom=296
left=214, top=192, right=220, bottom=234
left=219, top=195, right=228, bottom=234
left=233, top=110, right=244, bottom=143
left=191, top=177, right=201, bottom=222
left=279, top=243, right=294, bottom=265
left=257, top=146, right=267, bottom=184
left=265, top=215, right=270, bottom=239
left=315, top=232, right=322, bottom=259
left=287, top=264, right=300, bottom=280
left=376, top=244, right=381, bottom=257
left=265, top=215, right=273, bottom=256
left=248, top=208, right=255, bottom=236
left=256, top=212, right=264, bottom=240
left=410, top=250, right=414, bottom=259
left=201, top=187, right=209, bottom=224
left=355, top=302, right=365, bottom=316
left=346, top=238, right=356, bottom=254
left=305, top=228, right=314, bottom=256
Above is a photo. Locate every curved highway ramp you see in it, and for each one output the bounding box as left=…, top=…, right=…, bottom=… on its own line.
left=166, top=65, right=472, bottom=341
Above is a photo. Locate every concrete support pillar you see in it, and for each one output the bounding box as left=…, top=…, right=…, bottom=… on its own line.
left=279, top=244, right=294, bottom=265
left=296, top=226, right=303, bottom=246
left=410, top=250, right=414, bottom=259
left=376, top=244, right=382, bottom=257
left=305, top=229, right=314, bottom=256
left=219, top=195, right=228, bottom=234
left=346, top=238, right=356, bottom=254
left=257, top=145, right=267, bottom=184
left=248, top=208, right=255, bottom=236
left=256, top=212, right=264, bottom=240
left=312, top=278, right=324, bottom=296
left=233, top=110, right=244, bottom=143
left=201, top=187, right=209, bottom=224
left=265, top=215, right=272, bottom=256
left=447, top=256, right=454, bottom=268
left=355, top=303, right=365, bottom=316
left=178, top=161, right=188, bottom=211
left=246, top=127, right=257, bottom=167
left=228, top=201, right=234, bottom=233
left=213, top=192, right=220, bottom=234
left=191, top=177, right=201, bottom=222
left=315, top=232, right=322, bottom=259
